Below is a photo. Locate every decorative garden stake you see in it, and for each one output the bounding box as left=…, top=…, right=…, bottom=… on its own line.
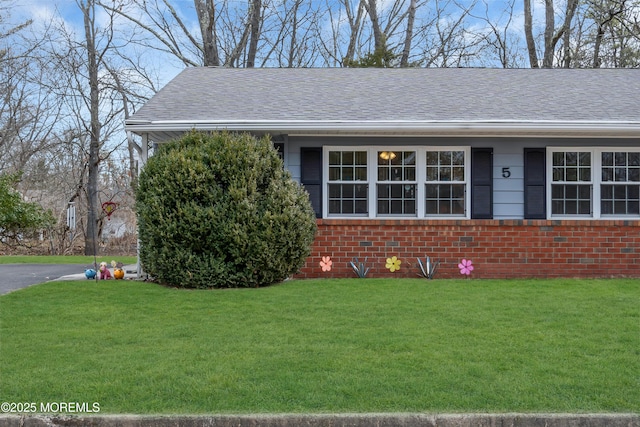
left=85, top=269, right=96, bottom=279
left=350, top=257, right=370, bottom=278
left=458, top=259, right=474, bottom=276
left=417, top=256, right=440, bottom=279
left=320, top=256, right=333, bottom=272
left=386, top=256, right=402, bottom=272
left=101, top=201, right=118, bottom=221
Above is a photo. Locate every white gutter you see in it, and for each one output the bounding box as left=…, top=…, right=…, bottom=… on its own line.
left=124, top=120, right=640, bottom=138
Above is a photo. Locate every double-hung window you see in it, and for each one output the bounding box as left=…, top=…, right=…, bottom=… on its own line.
left=426, top=150, right=466, bottom=216
left=325, top=147, right=470, bottom=218
left=328, top=150, right=368, bottom=215
left=601, top=151, right=640, bottom=216
left=377, top=151, right=416, bottom=215
left=548, top=148, right=640, bottom=219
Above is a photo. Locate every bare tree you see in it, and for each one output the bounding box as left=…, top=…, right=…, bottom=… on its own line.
left=400, top=0, right=417, bottom=67
left=194, top=0, right=220, bottom=66
left=524, top=0, right=578, bottom=68
left=468, top=0, right=525, bottom=68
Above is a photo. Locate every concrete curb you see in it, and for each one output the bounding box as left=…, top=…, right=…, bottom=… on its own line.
left=1, top=413, right=638, bottom=427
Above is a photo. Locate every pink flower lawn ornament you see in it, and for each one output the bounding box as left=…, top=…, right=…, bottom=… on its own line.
left=320, top=256, right=333, bottom=272
left=458, top=259, right=474, bottom=276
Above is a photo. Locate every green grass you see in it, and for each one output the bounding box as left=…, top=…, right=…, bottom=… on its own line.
left=0, top=255, right=138, bottom=265
left=1, top=278, right=638, bottom=414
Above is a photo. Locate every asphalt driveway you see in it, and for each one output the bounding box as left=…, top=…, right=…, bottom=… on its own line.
left=0, top=264, right=88, bottom=295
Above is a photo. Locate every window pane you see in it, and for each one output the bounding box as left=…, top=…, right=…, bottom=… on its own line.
left=378, top=168, right=389, bottom=181
left=342, top=167, right=353, bottom=180
left=427, top=167, right=438, bottom=181
left=629, top=168, right=639, bottom=182
left=377, top=184, right=416, bottom=216
left=439, top=167, right=451, bottom=181
left=343, top=151, right=353, bottom=165
left=355, top=151, right=367, bottom=165
left=602, top=152, right=613, bottom=166
left=426, top=200, right=437, bottom=214
left=566, top=152, right=577, bottom=166
left=452, top=151, right=465, bottom=165
left=579, top=185, right=591, bottom=199
left=343, top=185, right=354, bottom=198
left=404, top=167, right=415, bottom=181
left=355, top=167, right=367, bottom=181
left=553, top=167, right=564, bottom=182
left=579, top=167, right=591, bottom=181
left=427, top=152, right=438, bottom=165
left=615, top=168, right=627, bottom=181
left=553, top=152, right=564, bottom=166
left=578, top=201, right=590, bottom=214
left=329, top=167, right=340, bottom=181
left=615, top=152, right=626, bottom=166
left=629, top=153, right=640, bottom=166
left=440, top=151, right=451, bottom=165
left=453, top=167, right=464, bottom=181
left=602, top=167, right=613, bottom=182
left=404, top=152, right=416, bottom=165
left=579, top=152, right=591, bottom=166
left=329, top=151, right=340, bottom=165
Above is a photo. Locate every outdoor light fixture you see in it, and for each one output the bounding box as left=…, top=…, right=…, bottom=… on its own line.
left=379, top=151, right=396, bottom=160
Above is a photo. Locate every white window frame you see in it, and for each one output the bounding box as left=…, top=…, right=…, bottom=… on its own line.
left=547, top=147, right=640, bottom=219
left=323, top=146, right=471, bottom=219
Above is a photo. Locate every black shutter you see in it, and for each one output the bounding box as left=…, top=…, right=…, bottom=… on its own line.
left=300, top=147, right=322, bottom=218
left=524, top=148, right=546, bottom=219
left=471, top=148, right=493, bottom=219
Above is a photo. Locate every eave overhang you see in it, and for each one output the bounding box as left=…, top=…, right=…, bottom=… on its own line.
left=125, top=119, right=640, bottom=141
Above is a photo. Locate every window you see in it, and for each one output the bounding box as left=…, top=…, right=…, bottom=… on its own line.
left=426, top=150, right=466, bottom=216
left=328, top=150, right=368, bottom=215
left=548, top=148, right=640, bottom=219
left=377, top=151, right=416, bottom=215
left=324, top=147, right=470, bottom=218
left=601, top=151, right=640, bottom=216
left=551, top=151, right=592, bottom=216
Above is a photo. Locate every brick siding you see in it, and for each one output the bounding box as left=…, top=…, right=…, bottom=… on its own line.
left=296, top=219, right=640, bottom=279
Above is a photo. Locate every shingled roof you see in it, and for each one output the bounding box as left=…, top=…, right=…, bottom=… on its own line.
left=125, top=67, right=640, bottom=141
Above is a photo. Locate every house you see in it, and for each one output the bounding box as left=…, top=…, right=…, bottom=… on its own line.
left=125, top=67, right=640, bottom=278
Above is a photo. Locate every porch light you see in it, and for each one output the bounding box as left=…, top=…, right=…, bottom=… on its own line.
left=379, top=151, right=396, bottom=160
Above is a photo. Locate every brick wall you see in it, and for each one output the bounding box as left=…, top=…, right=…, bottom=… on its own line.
left=295, top=219, right=640, bottom=279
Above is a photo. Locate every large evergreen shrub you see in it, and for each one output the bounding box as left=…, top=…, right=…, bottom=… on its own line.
left=136, top=131, right=317, bottom=288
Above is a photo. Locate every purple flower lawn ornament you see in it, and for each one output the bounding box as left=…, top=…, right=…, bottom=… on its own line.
left=458, top=259, right=474, bottom=276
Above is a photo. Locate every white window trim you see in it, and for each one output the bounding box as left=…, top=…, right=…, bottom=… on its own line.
left=323, top=146, right=471, bottom=219
left=547, top=147, right=640, bottom=220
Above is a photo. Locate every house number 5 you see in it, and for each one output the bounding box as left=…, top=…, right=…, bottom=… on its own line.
left=502, top=167, right=511, bottom=178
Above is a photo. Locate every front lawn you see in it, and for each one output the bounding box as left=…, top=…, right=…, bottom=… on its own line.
left=0, top=278, right=638, bottom=414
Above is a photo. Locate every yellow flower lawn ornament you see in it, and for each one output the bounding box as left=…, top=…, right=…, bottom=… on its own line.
left=385, top=256, right=401, bottom=272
